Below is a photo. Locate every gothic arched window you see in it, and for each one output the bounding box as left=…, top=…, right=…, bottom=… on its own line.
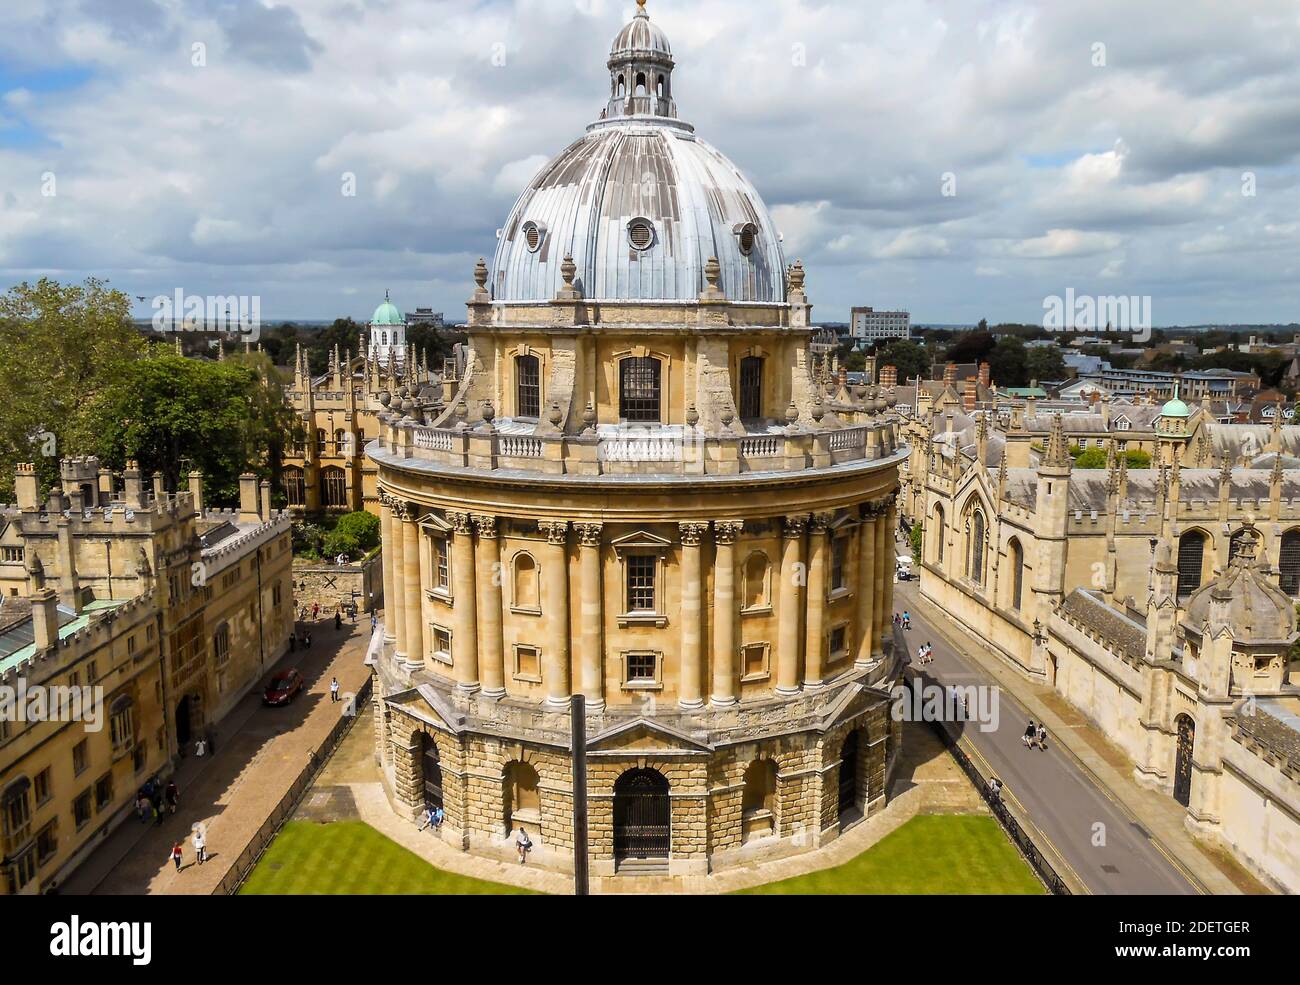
left=1177, top=530, right=1206, bottom=597
left=968, top=509, right=986, bottom=585
left=1008, top=537, right=1024, bottom=610
left=1281, top=530, right=1300, bottom=596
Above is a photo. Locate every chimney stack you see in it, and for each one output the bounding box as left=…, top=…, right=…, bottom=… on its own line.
left=239, top=473, right=260, bottom=523
left=978, top=362, right=991, bottom=388
left=123, top=461, right=147, bottom=510
left=152, top=472, right=166, bottom=503
left=27, top=554, right=59, bottom=651
left=260, top=480, right=272, bottom=521
left=943, top=363, right=957, bottom=386
left=881, top=365, right=898, bottom=389
left=188, top=471, right=205, bottom=516
left=15, top=463, right=39, bottom=512
left=963, top=379, right=977, bottom=412
left=97, top=467, right=113, bottom=507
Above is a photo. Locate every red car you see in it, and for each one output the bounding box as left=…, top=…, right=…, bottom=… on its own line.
left=263, top=669, right=304, bottom=706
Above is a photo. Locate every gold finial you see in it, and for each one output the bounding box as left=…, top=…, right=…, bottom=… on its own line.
left=637, top=0, right=647, bottom=10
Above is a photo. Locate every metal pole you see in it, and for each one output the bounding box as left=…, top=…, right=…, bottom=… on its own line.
left=570, top=692, right=590, bottom=896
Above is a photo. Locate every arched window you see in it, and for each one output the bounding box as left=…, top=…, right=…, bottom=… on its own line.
left=282, top=467, right=304, bottom=507
left=512, top=553, right=539, bottom=611
left=503, top=761, right=540, bottom=832
left=333, top=428, right=347, bottom=454
left=1177, top=531, right=1206, bottom=597
left=1008, top=538, right=1024, bottom=610
left=932, top=505, right=945, bottom=564
left=739, top=355, right=763, bottom=419
left=635, top=72, right=647, bottom=95
left=321, top=466, right=347, bottom=508
left=1280, top=530, right=1300, bottom=595
left=516, top=354, right=540, bottom=419
left=968, top=509, right=986, bottom=585
left=742, top=552, right=769, bottom=610
left=656, top=75, right=665, bottom=98
left=619, top=356, right=661, bottom=422
left=381, top=331, right=388, bottom=345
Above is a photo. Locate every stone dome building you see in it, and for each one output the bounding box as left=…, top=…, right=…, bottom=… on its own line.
left=367, top=0, right=906, bottom=879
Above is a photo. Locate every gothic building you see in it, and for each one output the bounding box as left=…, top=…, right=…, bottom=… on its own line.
left=366, top=1, right=906, bottom=878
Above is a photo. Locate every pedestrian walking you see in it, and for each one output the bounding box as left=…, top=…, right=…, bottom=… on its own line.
left=1036, top=723, right=1048, bottom=751
left=989, top=777, right=1003, bottom=801
left=334, top=611, right=342, bottom=631
left=194, top=737, right=206, bottom=758
left=1023, top=720, right=1036, bottom=748
left=330, top=677, right=340, bottom=702
left=170, top=842, right=183, bottom=871
left=312, top=602, right=320, bottom=620
left=304, top=632, right=313, bottom=649
left=136, top=793, right=150, bottom=823
left=192, top=828, right=206, bottom=865
left=289, top=632, right=297, bottom=653
left=370, top=612, right=378, bottom=633
left=925, top=641, right=934, bottom=664
left=516, top=826, right=532, bottom=864
left=164, top=780, right=179, bottom=814
left=902, top=610, right=911, bottom=630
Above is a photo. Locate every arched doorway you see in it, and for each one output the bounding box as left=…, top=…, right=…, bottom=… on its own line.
left=1173, top=715, right=1195, bottom=807
left=417, top=733, right=443, bottom=809
left=175, top=695, right=195, bottom=748
left=613, top=768, right=670, bottom=864
left=741, top=759, right=778, bottom=841
left=838, top=731, right=861, bottom=821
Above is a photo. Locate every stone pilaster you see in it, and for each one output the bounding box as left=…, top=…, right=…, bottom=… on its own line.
left=777, top=514, right=808, bottom=695
left=678, top=521, right=708, bottom=708
left=711, top=520, right=743, bottom=706
left=540, top=520, right=571, bottom=707
left=403, top=509, right=425, bottom=668
left=448, top=511, right=479, bottom=691
left=389, top=496, right=408, bottom=659
left=804, top=512, right=832, bottom=688
left=574, top=522, right=605, bottom=712
left=473, top=514, right=505, bottom=697
left=872, top=498, right=889, bottom=658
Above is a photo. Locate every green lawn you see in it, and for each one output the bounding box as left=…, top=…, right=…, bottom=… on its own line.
left=239, top=821, right=536, bottom=895
left=738, top=814, right=1045, bottom=895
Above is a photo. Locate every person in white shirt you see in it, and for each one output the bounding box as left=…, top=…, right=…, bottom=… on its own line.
left=516, top=826, right=532, bottom=864
left=192, top=828, right=207, bottom=865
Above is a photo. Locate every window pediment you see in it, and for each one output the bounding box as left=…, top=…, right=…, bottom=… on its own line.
left=610, top=529, right=673, bottom=554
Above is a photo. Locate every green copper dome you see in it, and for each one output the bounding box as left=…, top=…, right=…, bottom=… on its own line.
left=1161, top=381, right=1190, bottom=418
left=371, top=292, right=403, bottom=326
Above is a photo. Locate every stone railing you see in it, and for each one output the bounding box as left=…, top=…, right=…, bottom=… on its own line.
left=375, top=417, right=902, bottom=478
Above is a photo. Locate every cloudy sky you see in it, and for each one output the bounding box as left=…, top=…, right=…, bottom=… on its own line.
left=2, top=0, right=1298, bottom=326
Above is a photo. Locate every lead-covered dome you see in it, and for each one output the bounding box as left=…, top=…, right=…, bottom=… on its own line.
left=490, top=0, right=786, bottom=305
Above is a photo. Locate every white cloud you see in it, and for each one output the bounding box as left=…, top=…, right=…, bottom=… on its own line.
left=1010, top=229, right=1123, bottom=259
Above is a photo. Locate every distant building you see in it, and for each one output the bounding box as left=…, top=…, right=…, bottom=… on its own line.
left=850, top=306, right=911, bottom=347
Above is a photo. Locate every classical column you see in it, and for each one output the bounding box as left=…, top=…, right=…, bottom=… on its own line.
left=402, top=506, right=425, bottom=668
left=389, top=498, right=408, bottom=659
left=540, top=520, right=571, bottom=707
left=710, top=521, right=743, bottom=706
left=678, top=522, right=708, bottom=709
left=473, top=514, right=505, bottom=697
left=881, top=495, right=898, bottom=653
left=776, top=515, right=808, bottom=695
left=379, top=493, right=397, bottom=643
left=448, top=512, right=479, bottom=691
left=574, top=522, right=605, bottom=713
left=855, top=505, right=877, bottom=668
left=804, top=512, right=832, bottom=689
left=872, top=498, right=889, bottom=658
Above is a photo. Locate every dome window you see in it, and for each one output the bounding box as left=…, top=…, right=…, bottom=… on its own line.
left=736, top=222, right=758, bottom=256
left=627, top=218, right=655, bottom=251
left=522, top=221, right=546, bottom=253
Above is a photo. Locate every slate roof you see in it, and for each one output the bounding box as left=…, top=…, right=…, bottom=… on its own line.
left=1057, top=589, right=1147, bottom=661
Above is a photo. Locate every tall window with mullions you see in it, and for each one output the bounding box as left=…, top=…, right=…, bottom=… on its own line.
left=619, top=357, right=661, bottom=422
left=1280, top=530, right=1300, bottom=596
left=516, top=355, right=540, bottom=419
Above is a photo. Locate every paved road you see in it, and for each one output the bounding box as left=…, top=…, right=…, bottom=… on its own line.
left=892, top=563, right=1199, bottom=895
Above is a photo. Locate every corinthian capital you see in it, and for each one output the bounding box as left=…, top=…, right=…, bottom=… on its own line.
left=539, top=519, right=569, bottom=545
left=574, top=522, right=603, bottom=548
left=472, top=514, right=498, bottom=539
left=447, top=511, right=475, bottom=535
left=810, top=511, right=834, bottom=533
left=713, top=520, right=744, bottom=545
left=783, top=514, right=809, bottom=538
left=678, top=521, right=708, bottom=547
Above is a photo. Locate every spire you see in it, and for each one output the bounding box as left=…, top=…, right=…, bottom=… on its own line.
left=1044, top=413, right=1070, bottom=468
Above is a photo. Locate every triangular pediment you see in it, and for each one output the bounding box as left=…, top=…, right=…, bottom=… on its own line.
left=609, top=529, right=673, bottom=553
left=384, top=683, right=467, bottom=734
left=586, top=717, right=712, bottom=755
left=418, top=512, right=453, bottom=534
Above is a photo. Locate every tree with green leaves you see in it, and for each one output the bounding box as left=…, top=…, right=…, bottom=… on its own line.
left=878, top=339, right=931, bottom=383
left=986, top=336, right=1029, bottom=388
left=1025, top=345, right=1066, bottom=383
left=0, top=277, right=143, bottom=501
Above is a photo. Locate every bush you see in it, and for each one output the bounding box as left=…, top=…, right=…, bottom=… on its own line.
left=334, top=511, right=380, bottom=552
left=910, top=524, right=922, bottom=561
left=292, top=521, right=327, bottom=559
left=321, top=529, right=361, bottom=562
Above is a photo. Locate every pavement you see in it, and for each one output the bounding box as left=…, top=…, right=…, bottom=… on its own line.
left=894, top=538, right=1270, bottom=896
left=60, top=616, right=374, bottom=895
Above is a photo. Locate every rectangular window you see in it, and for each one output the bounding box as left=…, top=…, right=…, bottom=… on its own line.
left=73, top=791, right=92, bottom=830
left=831, top=537, right=848, bottom=591
left=36, top=821, right=58, bottom=866
left=432, top=626, right=452, bottom=663
left=72, top=739, right=88, bottom=777
left=86, top=660, right=97, bottom=683
left=626, top=555, right=656, bottom=612
left=213, top=625, right=230, bottom=668
left=619, top=357, right=662, bottom=422
left=829, top=626, right=848, bottom=658
left=624, top=651, right=659, bottom=687
left=742, top=643, right=769, bottom=681
left=1, top=546, right=23, bottom=563
left=435, top=539, right=450, bottom=591
left=110, top=704, right=134, bottom=752
left=3, top=788, right=31, bottom=846
left=133, top=743, right=147, bottom=774
left=516, top=355, right=541, bottom=419
left=94, top=773, right=114, bottom=811
left=35, top=768, right=51, bottom=805
left=11, top=849, right=36, bottom=891
left=127, top=634, right=137, bottom=657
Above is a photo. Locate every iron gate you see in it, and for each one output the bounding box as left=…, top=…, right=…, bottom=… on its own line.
left=838, top=732, right=860, bottom=817
left=613, top=769, right=670, bottom=861
left=422, top=735, right=444, bottom=809
left=1173, top=715, right=1195, bottom=807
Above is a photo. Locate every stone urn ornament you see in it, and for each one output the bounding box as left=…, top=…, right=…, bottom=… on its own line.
left=549, top=401, right=563, bottom=427
left=686, top=402, right=699, bottom=428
